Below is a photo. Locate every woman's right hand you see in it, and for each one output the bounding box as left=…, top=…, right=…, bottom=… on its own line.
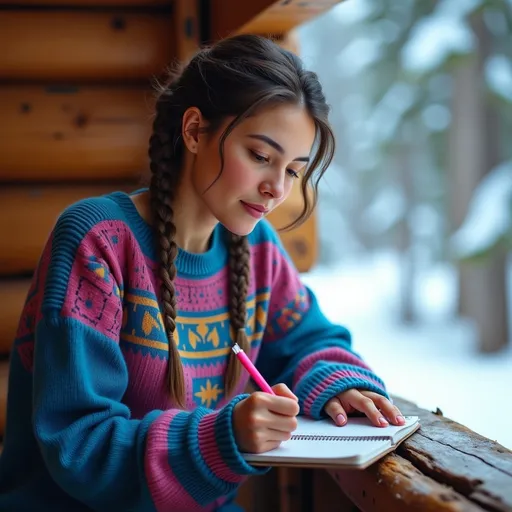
left=232, top=383, right=300, bottom=454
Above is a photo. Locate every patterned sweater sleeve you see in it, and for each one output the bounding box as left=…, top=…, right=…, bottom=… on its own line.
left=255, top=226, right=389, bottom=420
left=30, top=206, right=263, bottom=512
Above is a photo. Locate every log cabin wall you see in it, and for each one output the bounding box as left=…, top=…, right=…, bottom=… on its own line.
left=0, top=0, right=184, bottom=442
left=0, top=4, right=342, bottom=505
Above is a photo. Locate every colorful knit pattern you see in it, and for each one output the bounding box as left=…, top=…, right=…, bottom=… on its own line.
left=0, top=191, right=388, bottom=512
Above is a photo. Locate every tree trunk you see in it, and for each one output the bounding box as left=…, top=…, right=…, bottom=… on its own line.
left=395, top=125, right=416, bottom=324
left=448, top=14, right=508, bottom=352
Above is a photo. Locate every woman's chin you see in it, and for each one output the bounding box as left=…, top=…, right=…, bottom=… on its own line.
left=221, top=218, right=260, bottom=237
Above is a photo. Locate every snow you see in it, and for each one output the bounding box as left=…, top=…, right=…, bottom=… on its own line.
left=366, top=82, right=418, bottom=142
left=337, top=37, right=383, bottom=77
left=436, top=0, right=483, bottom=18
left=450, top=160, right=512, bottom=259
left=485, top=54, right=512, bottom=103
left=295, top=0, right=512, bottom=452
left=401, top=7, right=476, bottom=75
left=421, top=103, right=452, bottom=132
left=331, top=0, right=376, bottom=25
left=301, top=252, right=512, bottom=449
left=360, top=186, right=406, bottom=235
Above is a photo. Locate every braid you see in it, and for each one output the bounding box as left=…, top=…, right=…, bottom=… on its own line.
left=225, top=233, right=252, bottom=394
left=148, top=96, right=186, bottom=408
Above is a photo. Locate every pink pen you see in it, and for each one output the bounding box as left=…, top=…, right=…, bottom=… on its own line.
left=232, top=343, right=276, bottom=395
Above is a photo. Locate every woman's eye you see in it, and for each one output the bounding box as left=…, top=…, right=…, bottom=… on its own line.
left=250, top=150, right=268, bottom=163
left=287, top=169, right=300, bottom=179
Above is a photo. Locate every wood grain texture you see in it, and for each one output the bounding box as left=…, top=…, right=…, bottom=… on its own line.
left=173, top=0, right=199, bottom=61
left=209, top=0, right=343, bottom=39
left=240, top=0, right=344, bottom=35
left=0, top=182, right=316, bottom=276
left=266, top=185, right=317, bottom=273
left=331, top=454, right=484, bottom=511
left=0, top=279, right=30, bottom=355
left=394, top=397, right=512, bottom=512
left=1, top=0, right=170, bottom=4
left=332, top=397, right=512, bottom=512
left=0, top=86, right=153, bottom=181
left=0, top=185, right=132, bottom=276
left=0, top=10, right=174, bottom=81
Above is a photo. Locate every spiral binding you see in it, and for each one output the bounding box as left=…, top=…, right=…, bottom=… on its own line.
left=291, top=416, right=414, bottom=441
left=291, top=435, right=385, bottom=441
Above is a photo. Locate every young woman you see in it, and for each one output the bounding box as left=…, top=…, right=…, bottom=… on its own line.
left=0, top=34, right=404, bottom=511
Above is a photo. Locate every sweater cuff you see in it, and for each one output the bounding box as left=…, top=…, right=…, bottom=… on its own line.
left=294, top=363, right=389, bottom=420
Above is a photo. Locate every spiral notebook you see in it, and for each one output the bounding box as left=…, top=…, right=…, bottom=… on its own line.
left=242, top=415, right=420, bottom=469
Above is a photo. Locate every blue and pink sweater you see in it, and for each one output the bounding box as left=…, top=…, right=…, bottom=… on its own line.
left=0, top=191, right=387, bottom=512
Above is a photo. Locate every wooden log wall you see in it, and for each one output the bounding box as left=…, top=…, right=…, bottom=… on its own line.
left=0, top=0, right=337, bottom=463
left=0, top=0, right=183, bottom=441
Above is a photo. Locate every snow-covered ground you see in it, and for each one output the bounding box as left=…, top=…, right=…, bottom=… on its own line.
left=301, top=250, right=512, bottom=449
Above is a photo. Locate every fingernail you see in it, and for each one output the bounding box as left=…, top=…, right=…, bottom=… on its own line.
left=379, top=417, right=389, bottom=426
left=396, top=415, right=405, bottom=424
left=336, top=414, right=346, bottom=425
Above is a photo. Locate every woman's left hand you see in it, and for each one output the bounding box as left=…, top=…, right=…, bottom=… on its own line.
left=324, top=389, right=405, bottom=427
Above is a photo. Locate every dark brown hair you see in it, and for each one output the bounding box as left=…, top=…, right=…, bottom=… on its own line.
left=148, top=34, right=335, bottom=407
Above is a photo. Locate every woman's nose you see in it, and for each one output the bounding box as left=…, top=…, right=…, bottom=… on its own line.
left=259, top=174, right=285, bottom=199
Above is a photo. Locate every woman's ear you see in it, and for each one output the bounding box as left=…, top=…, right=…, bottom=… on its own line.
left=181, top=107, right=205, bottom=154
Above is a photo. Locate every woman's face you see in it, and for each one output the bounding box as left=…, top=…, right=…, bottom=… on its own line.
left=189, top=103, right=316, bottom=236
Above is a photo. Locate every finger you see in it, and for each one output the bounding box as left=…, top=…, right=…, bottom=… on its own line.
left=323, top=396, right=348, bottom=426
left=264, top=395, right=300, bottom=417
left=272, top=383, right=299, bottom=401
left=351, top=394, right=389, bottom=427
left=263, top=413, right=298, bottom=434
left=361, top=392, right=405, bottom=425
left=267, top=428, right=294, bottom=442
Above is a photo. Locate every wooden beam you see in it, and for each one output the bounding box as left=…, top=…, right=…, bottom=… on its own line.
left=272, top=30, right=301, bottom=54
left=0, top=86, right=153, bottom=182
left=331, top=454, right=486, bottom=511
left=332, top=397, right=512, bottom=512
left=0, top=0, right=171, bottom=5
left=173, top=0, right=200, bottom=61
left=0, top=185, right=133, bottom=276
left=209, top=0, right=343, bottom=40
left=0, top=10, right=174, bottom=82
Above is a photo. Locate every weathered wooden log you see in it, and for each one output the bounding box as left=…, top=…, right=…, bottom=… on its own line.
left=3, top=1, right=170, bottom=4
left=210, top=0, right=343, bottom=39
left=0, top=184, right=316, bottom=276
left=331, top=454, right=486, bottom=511
left=0, top=86, right=153, bottom=181
left=266, top=186, right=317, bottom=273
left=0, top=10, right=174, bottom=81
left=331, top=397, right=512, bottom=512
left=0, top=185, right=132, bottom=276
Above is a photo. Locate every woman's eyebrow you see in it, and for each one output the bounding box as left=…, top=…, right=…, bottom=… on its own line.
left=247, top=134, right=310, bottom=162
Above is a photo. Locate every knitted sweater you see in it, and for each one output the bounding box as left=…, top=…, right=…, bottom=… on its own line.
left=0, top=191, right=388, bottom=512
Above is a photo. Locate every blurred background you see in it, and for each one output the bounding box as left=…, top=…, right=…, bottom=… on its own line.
left=297, top=0, right=512, bottom=449
left=0, top=0, right=510, bottom=454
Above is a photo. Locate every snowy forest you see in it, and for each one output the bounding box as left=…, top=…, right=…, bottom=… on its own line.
left=296, top=0, right=512, bottom=447
left=299, top=0, right=511, bottom=352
